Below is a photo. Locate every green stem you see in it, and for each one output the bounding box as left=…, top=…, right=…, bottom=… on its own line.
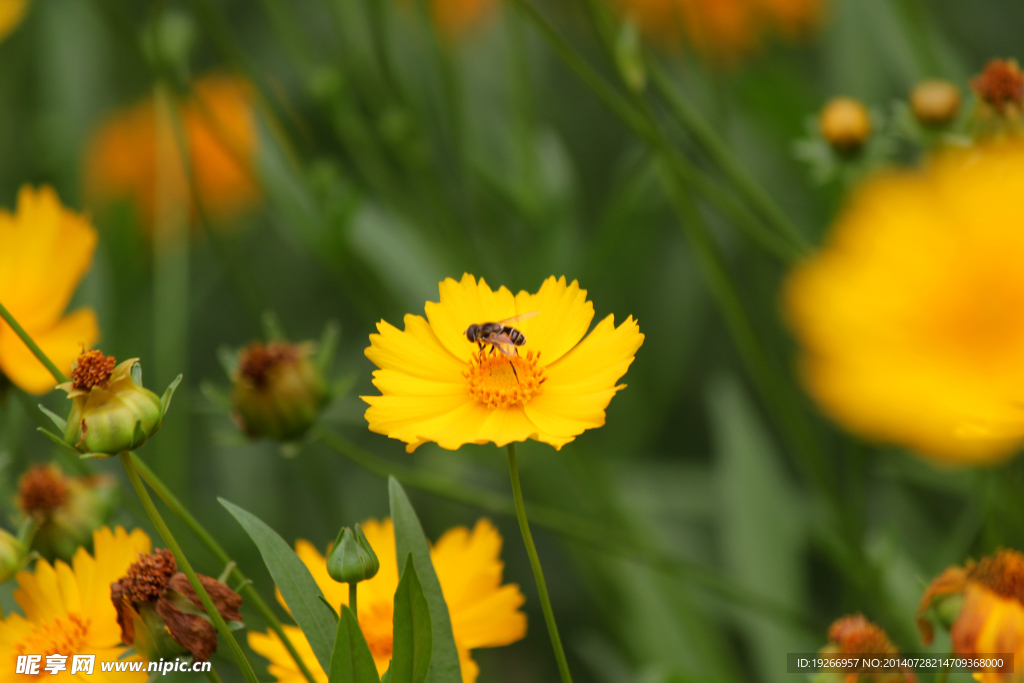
left=119, top=452, right=260, bottom=683
left=0, top=299, right=68, bottom=384
left=349, top=582, right=358, bottom=620
left=130, top=454, right=319, bottom=683
left=506, top=443, right=573, bottom=683
left=316, top=429, right=816, bottom=632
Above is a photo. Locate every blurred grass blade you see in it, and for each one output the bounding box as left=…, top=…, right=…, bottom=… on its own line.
left=388, top=477, right=461, bottom=683
left=329, top=605, right=380, bottom=683
left=390, top=554, right=433, bottom=683
left=220, top=497, right=337, bottom=673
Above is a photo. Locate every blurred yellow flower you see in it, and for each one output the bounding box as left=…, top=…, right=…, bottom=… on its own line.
left=0, top=186, right=99, bottom=395
left=616, top=0, right=822, bottom=58
left=918, top=550, right=1024, bottom=683
left=362, top=274, right=643, bottom=452
left=84, top=74, right=260, bottom=230
left=786, top=144, right=1024, bottom=464
left=0, top=526, right=151, bottom=681
left=248, top=518, right=526, bottom=683
left=0, top=0, right=28, bottom=43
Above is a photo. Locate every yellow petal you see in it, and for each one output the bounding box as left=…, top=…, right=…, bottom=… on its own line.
left=249, top=626, right=327, bottom=683
left=425, top=274, right=519, bottom=363
left=513, top=276, right=594, bottom=365
left=0, top=186, right=97, bottom=331
left=365, top=314, right=466, bottom=381
left=0, top=0, right=27, bottom=42
left=0, top=307, right=99, bottom=394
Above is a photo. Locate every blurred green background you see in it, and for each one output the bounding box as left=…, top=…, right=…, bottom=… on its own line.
left=2, top=0, right=1023, bottom=681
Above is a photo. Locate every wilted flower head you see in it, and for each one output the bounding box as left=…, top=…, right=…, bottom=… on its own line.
left=918, top=550, right=1023, bottom=683
left=84, top=73, right=260, bottom=230
left=786, top=143, right=1024, bottom=464
left=16, top=463, right=117, bottom=561
left=111, top=548, right=243, bottom=662
left=615, top=0, right=823, bottom=60
left=250, top=518, right=526, bottom=683
left=0, top=186, right=99, bottom=395
left=818, top=614, right=916, bottom=683
left=231, top=341, right=329, bottom=441
left=57, top=351, right=175, bottom=457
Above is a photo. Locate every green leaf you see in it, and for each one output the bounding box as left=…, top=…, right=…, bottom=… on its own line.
left=160, top=374, right=183, bottom=417
left=217, top=345, right=240, bottom=378
left=390, top=554, right=432, bottom=683
left=219, top=498, right=338, bottom=673
left=199, top=380, right=232, bottom=411
left=262, top=310, right=287, bottom=341
left=37, top=404, right=67, bottom=432
left=388, top=478, right=461, bottom=683
left=328, top=606, right=380, bottom=683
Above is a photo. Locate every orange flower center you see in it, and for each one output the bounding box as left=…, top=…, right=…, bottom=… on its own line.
left=969, top=549, right=1024, bottom=604
left=464, top=349, right=545, bottom=409
left=13, top=613, right=90, bottom=659
left=238, top=342, right=297, bottom=389
left=17, top=466, right=69, bottom=516
left=120, top=548, right=178, bottom=603
left=972, top=58, right=1024, bottom=113
left=71, top=350, right=116, bottom=390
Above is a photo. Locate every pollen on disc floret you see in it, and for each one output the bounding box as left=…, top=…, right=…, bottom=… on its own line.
left=71, top=350, right=117, bottom=390
left=464, top=349, right=546, bottom=409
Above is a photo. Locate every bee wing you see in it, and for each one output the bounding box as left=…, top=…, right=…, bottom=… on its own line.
left=497, top=310, right=539, bottom=326
left=486, top=333, right=520, bottom=357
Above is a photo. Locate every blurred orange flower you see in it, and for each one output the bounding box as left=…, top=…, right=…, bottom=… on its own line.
left=431, top=0, right=497, bottom=38
left=786, top=143, right=1024, bottom=464
left=918, top=550, right=1023, bottom=683
left=0, top=0, right=28, bottom=43
left=84, top=74, right=261, bottom=230
left=616, top=0, right=822, bottom=59
left=0, top=186, right=99, bottom=395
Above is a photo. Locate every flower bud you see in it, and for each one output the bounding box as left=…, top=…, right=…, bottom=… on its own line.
left=0, top=528, right=28, bottom=583
left=18, top=463, right=118, bottom=561
left=910, top=79, right=961, bottom=127
left=327, top=524, right=380, bottom=584
left=59, top=351, right=170, bottom=457
left=231, top=341, right=328, bottom=441
left=112, top=548, right=244, bottom=662
left=972, top=58, right=1024, bottom=117
left=819, top=96, right=872, bottom=153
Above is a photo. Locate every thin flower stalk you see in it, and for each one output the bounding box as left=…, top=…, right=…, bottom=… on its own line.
left=506, top=443, right=574, bottom=683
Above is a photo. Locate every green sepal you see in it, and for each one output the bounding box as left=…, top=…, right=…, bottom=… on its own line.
left=217, top=346, right=240, bottom=378
left=390, top=554, right=432, bottom=683
left=200, top=380, right=232, bottom=411
left=79, top=451, right=114, bottom=460
left=330, top=372, right=358, bottom=401
left=316, top=320, right=341, bottom=375
left=36, top=427, right=82, bottom=455
left=388, top=478, right=461, bottom=683
left=328, top=606, right=380, bottom=683
left=220, top=498, right=338, bottom=674
left=132, top=420, right=147, bottom=449
left=37, top=404, right=67, bottom=432
left=160, top=374, right=183, bottom=417
left=262, top=310, right=287, bottom=341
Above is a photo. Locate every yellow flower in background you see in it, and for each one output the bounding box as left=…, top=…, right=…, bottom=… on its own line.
left=0, top=186, right=99, bottom=395
left=0, top=526, right=151, bottom=681
left=84, top=74, right=260, bottom=230
left=362, top=274, right=643, bottom=453
left=917, top=550, right=1024, bottom=683
left=431, top=0, right=497, bottom=38
left=248, top=518, right=526, bottom=683
left=786, top=144, right=1024, bottom=464
left=616, top=0, right=822, bottom=59
left=0, top=0, right=28, bottom=43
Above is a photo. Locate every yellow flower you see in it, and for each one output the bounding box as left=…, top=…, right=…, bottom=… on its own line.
left=362, top=274, right=643, bottom=452
left=615, top=0, right=822, bottom=59
left=248, top=518, right=526, bottom=683
left=785, top=144, right=1024, bottom=464
left=0, top=186, right=99, bottom=395
left=84, top=74, right=260, bottom=230
left=0, top=0, right=28, bottom=42
left=0, top=526, right=151, bottom=681
left=918, top=550, right=1024, bottom=683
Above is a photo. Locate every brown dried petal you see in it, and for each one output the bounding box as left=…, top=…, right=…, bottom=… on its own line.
left=169, top=573, right=243, bottom=623
left=916, top=565, right=968, bottom=645
left=110, top=581, right=134, bottom=646
left=156, top=597, right=218, bottom=662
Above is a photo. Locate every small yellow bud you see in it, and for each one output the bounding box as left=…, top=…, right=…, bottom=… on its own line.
left=910, top=79, right=961, bottom=126
left=0, top=528, right=28, bottom=583
left=231, top=341, right=328, bottom=441
left=59, top=351, right=168, bottom=457
left=819, top=97, right=872, bottom=153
